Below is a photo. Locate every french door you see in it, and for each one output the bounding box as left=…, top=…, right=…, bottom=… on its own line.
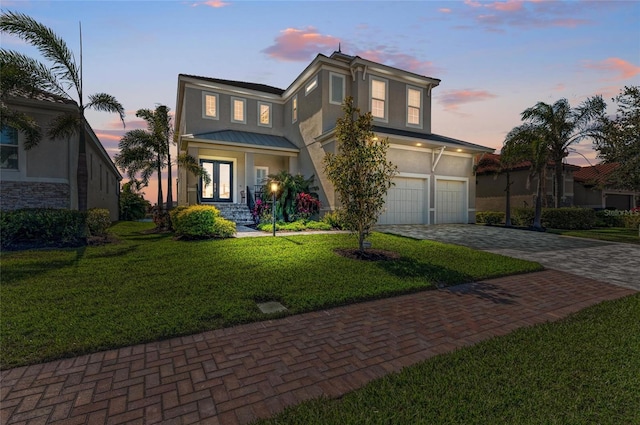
left=200, top=160, right=233, bottom=202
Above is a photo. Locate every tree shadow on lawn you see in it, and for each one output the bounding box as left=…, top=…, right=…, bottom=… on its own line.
left=446, top=282, right=519, bottom=305
left=377, top=257, right=474, bottom=287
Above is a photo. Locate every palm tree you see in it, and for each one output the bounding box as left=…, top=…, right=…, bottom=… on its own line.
left=519, top=97, right=606, bottom=208
left=475, top=154, right=515, bottom=227
left=503, top=123, right=549, bottom=231
left=116, top=105, right=210, bottom=222
left=0, top=11, right=125, bottom=211
left=115, top=107, right=167, bottom=213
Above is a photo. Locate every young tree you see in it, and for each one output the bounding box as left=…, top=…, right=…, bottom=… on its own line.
left=324, top=97, right=397, bottom=251
left=475, top=154, right=515, bottom=227
left=503, top=124, right=549, bottom=231
left=519, top=97, right=606, bottom=207
left=591, top=86, right=640, bottom=191
left=0, top=11, right=125, bottom=211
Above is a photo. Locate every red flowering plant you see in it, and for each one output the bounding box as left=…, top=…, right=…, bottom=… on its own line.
left=295, top=192, right=321, bottom=220
left=251, top=199, right=271, bottom=224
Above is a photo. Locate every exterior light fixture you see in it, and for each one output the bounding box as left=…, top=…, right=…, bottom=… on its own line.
left=271, top=181, right=279, bottom=236
left=456, top=149, right=462, bottom=152
left=372, top=136, right=379, bottom=141
left=416, top=143, right=422, bottom=147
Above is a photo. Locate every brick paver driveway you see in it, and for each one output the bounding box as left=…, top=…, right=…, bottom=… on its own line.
left=378, top=224, right=640, bottom=291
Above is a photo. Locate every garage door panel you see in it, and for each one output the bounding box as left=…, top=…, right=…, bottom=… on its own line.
left=378, top=177, right=427, bottom=225
left=436, top=180, right=465, bottom=224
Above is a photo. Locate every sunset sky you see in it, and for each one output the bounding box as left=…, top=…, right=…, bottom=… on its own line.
left=3, top=0, right=639, bottom=203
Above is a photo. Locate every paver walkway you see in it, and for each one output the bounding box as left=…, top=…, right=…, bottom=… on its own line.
left=1, top=270, right=635, bottom=425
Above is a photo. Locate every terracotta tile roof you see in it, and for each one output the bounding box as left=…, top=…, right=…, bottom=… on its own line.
left=573, top=163, right=619, bottom=185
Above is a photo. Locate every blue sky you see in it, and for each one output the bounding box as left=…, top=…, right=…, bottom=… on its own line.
left=3, top=0, right=639, bottom=201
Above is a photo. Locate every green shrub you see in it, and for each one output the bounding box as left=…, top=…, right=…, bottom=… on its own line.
left=172, top=205, right=235, bottom=239
left=623, top=213, right=640, bottom=230
left=542, top=208, right=596, bottom=230
left=305, top=220, right=332, bottom=230
left=87, top=209, right=111, bottom=237
left=119, top=182, right=150, bottom=221
left=322, top=210, right=346, bottom=229
left=256, top=219, right=331, bottom=232
left=0, top=208, right=87, bottom=250
left=169, top=205, right=189, bottom=230
left=476, top=211, right=505, bottom=225
left=512, top=207, right=535, bottom=227
left=211, top=217, right=237, bottom=238
left=595, top=210, right=625, bottom=227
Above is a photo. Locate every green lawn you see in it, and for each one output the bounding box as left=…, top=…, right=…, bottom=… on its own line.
left=254, top=293, right=640, bottom=425
left=548, top=227, right=640, bottom=244
left=0, top=222, right=541, bottom=369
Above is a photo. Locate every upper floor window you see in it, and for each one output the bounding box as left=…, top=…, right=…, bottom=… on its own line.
left=305, top=75, right=318, bottom=95
left=292, top=95, right=298, bottom=123
left=231, top=97, right=246, bottom=124
left=330, top=72, right=345, bottom=105
left=370, top=77, right=388, bottom=121
left=407, top=86, right=423, bottom=128
left=203, top=92, right=218, bottom=119
left=0, top=126, right=19, bottom=170
left=258, top=102, right=272, bottom=127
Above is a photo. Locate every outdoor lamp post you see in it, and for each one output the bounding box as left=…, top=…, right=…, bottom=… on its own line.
left=271, top=181, right=278, bottom=237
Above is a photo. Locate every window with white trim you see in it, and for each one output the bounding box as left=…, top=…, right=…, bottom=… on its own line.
left=292, top=95, right=298, bottom=123
left=258, top=102, right=272, bottom=127
left=0, top=126, right=18, bottom=170
left=203, top=92, right=218, bottom=119
left=407, top=86, right=422, bottom=127
left=255, top=166, right=269, bottom=186
left=231, top=97, right=246, bottom=123
left=330, top=72, right=345, bottom=105
left=370, top=77, right=387, bottom=121
left=305, top=75, right=318, bottom=95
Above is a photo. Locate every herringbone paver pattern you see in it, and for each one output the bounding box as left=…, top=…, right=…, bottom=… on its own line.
left=1, top=270, right=635, bottom=424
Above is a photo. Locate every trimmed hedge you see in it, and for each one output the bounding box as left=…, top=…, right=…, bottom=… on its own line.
left=87, top=209, right=111, bottom=237
left=511, top=207, right=596, bottom=230
left=623, top=214, right=640, bottom=230
left=595, top=210, right=625, bottom=227
left=1, top=208, right=87, bottom=250
left=476, top=211, right=505, bottom=225
left=171, top=205, right=236, bottom=239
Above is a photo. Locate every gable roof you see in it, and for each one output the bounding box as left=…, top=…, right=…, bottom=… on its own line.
left=178, top=74, right=285, bottom=95
left=573, top=163, right=619, bottom=185
left=191, top=130, right=299, bottom=152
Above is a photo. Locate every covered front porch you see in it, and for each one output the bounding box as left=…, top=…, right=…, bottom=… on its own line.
left=178, top=130, right=300, bottom=208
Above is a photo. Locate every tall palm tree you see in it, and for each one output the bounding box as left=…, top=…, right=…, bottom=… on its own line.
left=519, top=97, right=606, bottom=208
left=0, top=11, right=125, bottom=211
left=115, top=107, right=168, bottom=213
left=503, top=123, right=549, bottom=231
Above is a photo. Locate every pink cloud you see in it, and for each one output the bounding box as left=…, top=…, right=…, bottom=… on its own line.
left=439, top=8, right=452, bottom=13
left=486, top=0, right=523, bottom=12
left=584, top=57, right=640, bottom=81
left=438, top=89, right=497, bottom=111
left=192, top=0, right=230, bottom=8
left=262, top=27, right=340, bottom=61
left=552, top=83, right=565, bottom=92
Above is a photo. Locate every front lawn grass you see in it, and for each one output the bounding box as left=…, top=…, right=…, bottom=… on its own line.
left=547, top=227, right=640, bottom=244
left=254, top=293, right=640, bottom=425
left=0, top=221, right=541, bottom=369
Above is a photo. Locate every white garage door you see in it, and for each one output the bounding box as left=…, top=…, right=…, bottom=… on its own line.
left=436, top=180, right=466, bottom=224
left=378, top=177, right=426, bottom=224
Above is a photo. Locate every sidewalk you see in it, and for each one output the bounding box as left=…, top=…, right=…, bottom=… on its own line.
left=1, top=270, right=635, bottom=425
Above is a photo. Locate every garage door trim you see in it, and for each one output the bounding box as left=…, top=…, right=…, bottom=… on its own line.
left=434, top=176, right=469, bottom=224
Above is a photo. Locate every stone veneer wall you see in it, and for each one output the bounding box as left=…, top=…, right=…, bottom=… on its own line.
left=0, top=181, right=70, bottom=210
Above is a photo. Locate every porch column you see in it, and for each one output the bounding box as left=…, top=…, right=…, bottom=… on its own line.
left=245, top=152, right=254, bottom=199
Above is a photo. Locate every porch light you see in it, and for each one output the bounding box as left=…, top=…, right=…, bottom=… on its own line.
left=271, top=182, right=279, bottom=237
left=416, top=143, right=422, bottom=147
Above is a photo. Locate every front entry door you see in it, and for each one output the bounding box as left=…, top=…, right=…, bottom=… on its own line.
left=201, top=160, right=233, bottom=202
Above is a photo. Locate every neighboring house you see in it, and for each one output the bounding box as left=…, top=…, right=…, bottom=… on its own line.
left=175, top=50, right=493, bottom=225
left=573, top=163, right=640, bottom=210
left=0, top=91, right=122, bottom=221
left=475, top=153, right=579, bottom=212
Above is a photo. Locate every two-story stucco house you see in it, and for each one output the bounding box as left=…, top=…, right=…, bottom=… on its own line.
left=1, top=90, right=122, bottom=221
left=175, top=51, right=493, bottom=225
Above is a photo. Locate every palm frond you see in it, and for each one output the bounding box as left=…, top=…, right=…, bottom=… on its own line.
left=0, top=49, right=71, bottom=99
left=0, top=104, right=42, bottom=149
left=178, top=153, right=211, bottom=185
left=47, top=113, right=81, bottom=140
left=86, top=93, right=125, bottom=127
